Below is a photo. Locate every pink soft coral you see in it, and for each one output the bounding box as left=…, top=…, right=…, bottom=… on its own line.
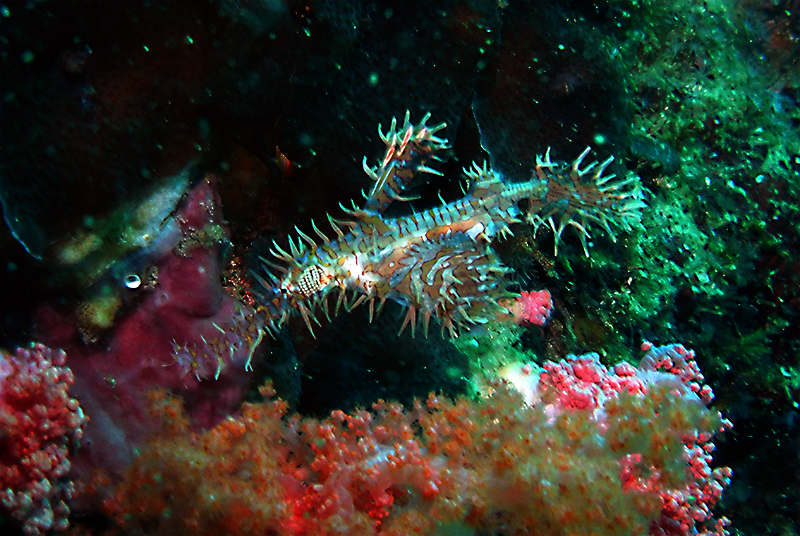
left=0, top=343, right=86, bottom=535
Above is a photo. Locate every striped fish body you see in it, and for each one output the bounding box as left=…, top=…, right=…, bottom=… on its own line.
left=258, top=168, right=540, bottom=336
left=254, top=113, right=643, bottom=338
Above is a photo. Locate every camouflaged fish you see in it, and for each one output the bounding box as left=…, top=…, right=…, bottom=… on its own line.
left=252, top=112, right=644, bottom=339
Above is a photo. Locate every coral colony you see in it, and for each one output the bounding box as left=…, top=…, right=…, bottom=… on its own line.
left=0, top=114, right=733, bottom=535
left=0, top=345, right=86, bottom=534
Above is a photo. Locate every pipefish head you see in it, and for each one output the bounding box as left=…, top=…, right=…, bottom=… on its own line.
left=255, top=230, right=346, bottom=336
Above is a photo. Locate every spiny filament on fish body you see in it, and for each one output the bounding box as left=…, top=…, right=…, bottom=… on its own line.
left=252, top=111, right=644, bottom=340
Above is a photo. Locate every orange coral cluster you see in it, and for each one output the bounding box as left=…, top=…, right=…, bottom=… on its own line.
left=103, top=385, right=289, bottom=536
left=99, top=347, right=730, bottom=536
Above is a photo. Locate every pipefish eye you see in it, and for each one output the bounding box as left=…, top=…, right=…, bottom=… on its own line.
left=296, top=264, right=326, bottom=298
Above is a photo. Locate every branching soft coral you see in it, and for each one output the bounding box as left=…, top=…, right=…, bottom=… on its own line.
left=100, top=343, right=731, bottom=536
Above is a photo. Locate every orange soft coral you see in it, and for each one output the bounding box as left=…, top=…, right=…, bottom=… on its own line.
left=100, top=344, right=731, bottom=536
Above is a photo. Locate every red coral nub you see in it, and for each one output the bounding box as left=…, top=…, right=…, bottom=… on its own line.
left=513, top=289, right=553, bottom=326
left=0, top=343, right=87, bottom=535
